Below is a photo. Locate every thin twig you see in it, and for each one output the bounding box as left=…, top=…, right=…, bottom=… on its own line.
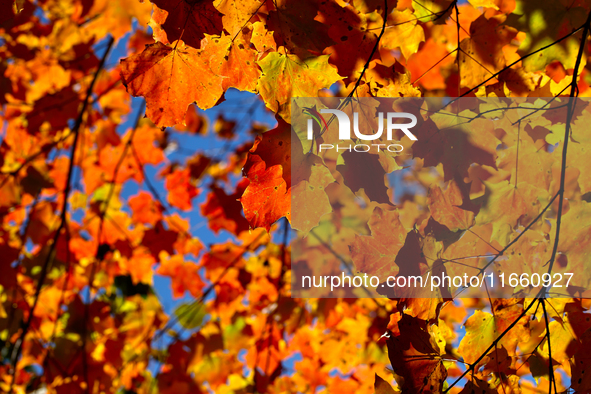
left=545, top=11, right=591, bottom=279
left=9, top=35, right=115, bottom=392
left=444, top=24, right=585, bottom=109
left=540, top=299, right=558, bottom=394
left=347, top=0, right=388, bottom=99
left=81, top=100, right=145, bottom=392
left=444, top=292, right=540, bottom=392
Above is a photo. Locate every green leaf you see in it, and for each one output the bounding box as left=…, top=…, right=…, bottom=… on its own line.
left=174, top=302, right=206, bottom=330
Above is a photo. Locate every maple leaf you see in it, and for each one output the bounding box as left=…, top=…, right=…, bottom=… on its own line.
left=379, top=232, right=448, bottom=309
left=257, top=52, right=342, bottom=122
left=0, top=177, right=21, bottom=214
left=201, top=179, right=250, bottom=235
left=149, top=0, right=223, bottom=49
left=350, top=207, right=406, bottom=278
left=537, top=319, right=580, bottom=368
left=164, top=167, right=198, bottom=210
left=571, top=327, right=591, bottom=391
left=124, top=248, right=157, bottom=285
left=26, top=86, right=80, bottom=134
left=157, top=252, right=205, bottom=298
left=459, top=14, right=518, bottom=88
left=411, top=0, right=454, bottom=24
left=142, top=221, right=179, bottom=257
left=381, top=10, right=425, bottom=60
left=474, top=180, right=538, bottom=244
left=27, top=201, right=56, bottom=245
left=251, top=21, right=276, bottom=53
left=336, top=96, right=383, bottom=142
left=215, top=0, right=263, bottom=36
left=553, top=201, right=591, bottom=291
left=412, top=115, right=499, bottom=181
left=244, top=116, right=319, bottom=199
left=129, top=191, right=164, bottom=226
left=442, top=224, right=497, bottom=280
left=244, top=118, right=293, bottom=186
left=94, top=120, right=122, bottom=151
left=202, top=33, right=261, bottom=93
left=387, top=314, right=447, bottom=394
left=86, top=0, right=153, bottom=40
left=317, top=1, right=380, bottom=80
left=565, top=112, right=591, bottom=194
left=291, top=163, right=334, bottom=234
left=458, top=304, right=529, bottom=364
left=120, top=41, right=223, bottom=127
left=239, top=155, right=290, bottom=231
left=267, top=0, right=334, bottom=57
left=365, top=63, right=421, bottom=98
left=337, top=150, right=391, bottom=204
left=427, top=177, right=477, bottom=232
left=132, top=123, right=168, bottom=165
left=407, top=39, right=452, bottom=90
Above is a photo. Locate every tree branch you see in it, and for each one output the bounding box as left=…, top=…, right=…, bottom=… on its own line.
left=9, top=35, right=115, bottom=392
left=444, top=293, right=539, bottom=392
left=540, top=299, right=558, bottom=394
left=545, top=11, right=591, bottom=279
left=347, top=0, right=388, bottom=99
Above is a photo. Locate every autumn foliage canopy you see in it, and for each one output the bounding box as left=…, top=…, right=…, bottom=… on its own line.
left=1, top=0, right=591, bottom=393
